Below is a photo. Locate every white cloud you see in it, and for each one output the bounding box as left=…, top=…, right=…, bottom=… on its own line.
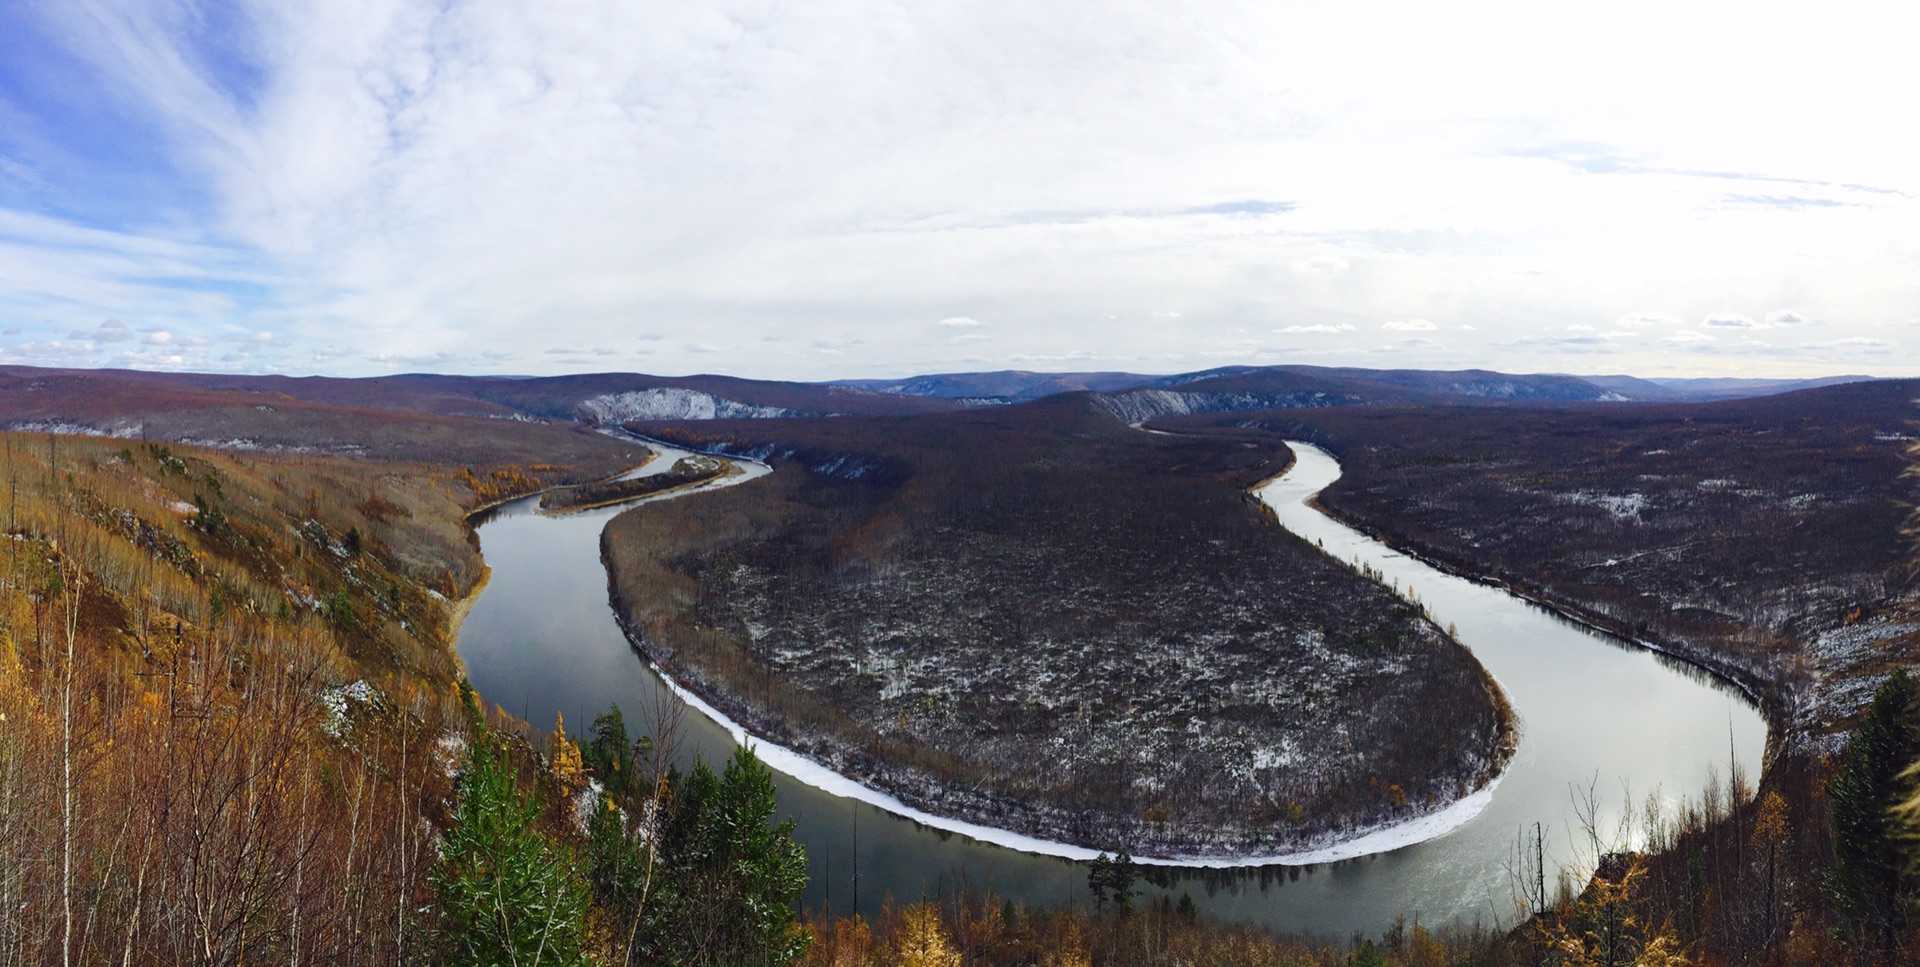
left=1701, top=313, right=1757, bottom=330
left=1292, top=256, right=1350, bottom=273
left=1277, top=324, right=1355, bottom=334
left=0, top=1, right=1915, bottom=378
left=1765, top=309, right=1812, bottom=326
left=1371, top=336, right=1443, bottom=352
left=114, top=349, right=187, bottom=369
left=69, top=319, right=135, bottom=342
left=1802, top=337, right=1892, bottom=353
left=0, top=340, right=98, bottom=360
left=1503, top=333, right=1622, bottom=353
left=810, top=337, right=864, bottom=355
left=369, top=350, right=461, bottom=366
left=1664, top=330, right=1717, bottom=346
left=1614, top=312, right=1684, bottom=330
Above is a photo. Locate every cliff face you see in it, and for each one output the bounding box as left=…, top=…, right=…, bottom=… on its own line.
left=577, top=388, right=806, bottom=423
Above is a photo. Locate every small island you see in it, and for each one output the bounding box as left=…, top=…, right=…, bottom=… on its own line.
left=541, top=454, right=729, bottom=512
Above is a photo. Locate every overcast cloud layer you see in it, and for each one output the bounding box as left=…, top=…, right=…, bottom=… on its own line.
left=1, top=0, right=1915, bottom=379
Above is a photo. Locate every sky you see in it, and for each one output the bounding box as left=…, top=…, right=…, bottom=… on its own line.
left=0, top=0, right=1916, bottom=382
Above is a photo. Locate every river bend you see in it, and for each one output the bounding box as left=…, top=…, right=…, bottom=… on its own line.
left=456, top=439, right=1765, bottom=934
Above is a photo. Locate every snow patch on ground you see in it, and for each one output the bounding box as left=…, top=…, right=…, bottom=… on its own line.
left=1560, top=490, right=1649, bottom=520
left=1797, top=616, right=1920, bottom=743
left=7, top=420, right=145, bottom=438
left=435, top=734, right=469, bottom=779
left=320, top=680, right=378, bottom=738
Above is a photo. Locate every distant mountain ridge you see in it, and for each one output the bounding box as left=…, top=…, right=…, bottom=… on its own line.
left=1580, top=373, right=1878, bottom=401
left=832, top=370, right=1163, bottom=401
left=828, top=366, right=1880, bottom=412
left=0, top=366, right=959, bottom=437
left=0, top=364, right=1881, bottom=454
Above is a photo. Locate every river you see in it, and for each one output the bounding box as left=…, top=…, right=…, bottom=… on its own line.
left=456, top=438, right=1766, bottom=936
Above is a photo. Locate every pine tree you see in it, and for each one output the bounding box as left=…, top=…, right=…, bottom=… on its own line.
left=1088, top=853, right=1112, bottom=910
left=1087, top=850, right=1139, bottom=913
left=434, top=736, right=591, bottom=967
left=1824, top=668, right=1920, bottom=958
left=636, top=744, right=809, bottom=966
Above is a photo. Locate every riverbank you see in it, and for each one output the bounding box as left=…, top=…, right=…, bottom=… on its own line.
left=442, top=565, right=492, bottom=650
left=1307, top=490, right=1784, bottom=751
left=611, top=584, right=1514, bottom=866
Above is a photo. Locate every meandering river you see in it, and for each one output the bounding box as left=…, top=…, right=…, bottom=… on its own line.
left=456, top=438, right=1765, bottom=936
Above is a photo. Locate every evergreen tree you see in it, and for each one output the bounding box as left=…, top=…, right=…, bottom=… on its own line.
left=584, top=703, right=638, bottom=787
left=434, top=737, right=592, bottom=967
left=1088, top=853, right=1113, bottom=910
left=634, top=744, right=809, bottom=966
left=1110, top=850, right=1139, bottom=912
left=1824, top=668, right=1920, bottom=957
left=1087, top=850, right=1139, bottom=913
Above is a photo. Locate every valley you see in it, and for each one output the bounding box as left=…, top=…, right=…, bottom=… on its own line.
left=0, top=361, right=1910, bottom=964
